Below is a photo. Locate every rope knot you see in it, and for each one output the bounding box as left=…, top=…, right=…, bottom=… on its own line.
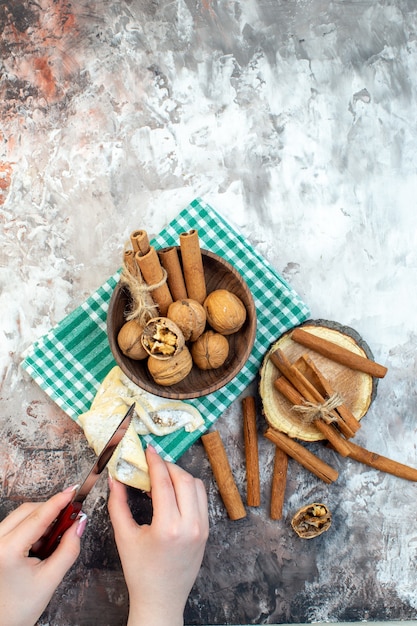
left=119, top=255, right=168, bottom=326
left=291, top=392, right=344, bottom=425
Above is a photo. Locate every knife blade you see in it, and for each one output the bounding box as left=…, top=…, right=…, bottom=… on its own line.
left=30, top=402, right=135, bottom=559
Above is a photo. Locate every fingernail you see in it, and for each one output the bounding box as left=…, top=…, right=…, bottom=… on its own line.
left=146, top=444, right=157, bottom=454
left=62, top=484, right=80, bottom=494
left=76, top=513, right=88, bottom=538
left=107, top=474, right=114, bottom=490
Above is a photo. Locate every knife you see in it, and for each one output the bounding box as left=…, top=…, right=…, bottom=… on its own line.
left=30, top=402, right=135, bottom=560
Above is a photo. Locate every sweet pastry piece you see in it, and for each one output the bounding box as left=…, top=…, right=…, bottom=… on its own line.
left=77, top=366, right=204, bottom=491
left=79, top=396, right=150, bottom=491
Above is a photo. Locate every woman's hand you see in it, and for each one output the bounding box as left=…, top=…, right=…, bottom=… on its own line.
left=107, top=445, right=209, bottom=626
left=0, top=486, right=87, bottom=626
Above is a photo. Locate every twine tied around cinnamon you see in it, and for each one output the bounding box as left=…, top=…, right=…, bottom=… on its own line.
left=120, top=257, right=167, bottom=326
left=291, top=393, right=344, bottom=425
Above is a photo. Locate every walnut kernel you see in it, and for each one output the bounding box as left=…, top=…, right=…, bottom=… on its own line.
left=141, top=317, right=185, bottom=359
left=291, top=502, right=332, bottom=539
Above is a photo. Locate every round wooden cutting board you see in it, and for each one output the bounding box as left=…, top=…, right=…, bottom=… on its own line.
left=259, top=320, right=376, bottom=442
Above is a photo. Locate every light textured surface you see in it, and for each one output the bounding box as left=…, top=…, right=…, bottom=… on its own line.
left=1, top=1, right=417, bottom=624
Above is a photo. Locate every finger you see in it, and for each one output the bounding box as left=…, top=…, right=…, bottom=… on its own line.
left=163, top=460, right=209, bottom=536
left=37, top=514, right=85, bottom=588
left=9, top=487, right=79, bottom=551
left=190, top=476, right=208, bottom=518
left=145, top=446, right=179, bottom=520
left=0, top=502, right=41, bottom=538
left=165, top=462, right=206, bottom=520
left=107, top=477, right=137, bottom=536
left=194, top=478, right=210, bottom=536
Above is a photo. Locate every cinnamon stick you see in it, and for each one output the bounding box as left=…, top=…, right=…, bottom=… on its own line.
left=345, top=440, right=417, bottom=482
left=158, top=246, right=188, bottom=301
left=274, top=374, right=305, bottom=405
left=264, top=427, right=338, bottom=484
left=270, top=350, right=352, bottom=457
left=291, top=327, right=388, bottom=378
left=130, top=229, right=150, bottom=255
left=179, top=229, right=207, bottom=304
left=270, top=447, right=288, bottom=520
left=123, top=249, right=138, bottom=277
left=135, top=246, right=173, bottom=316
left=201, top=431, right=246, bottom=520
left=242, top=396, right=260, bottom=507
left=270, top=349, right=323, bottom=402
left=298, top=354, right=360, bottom=437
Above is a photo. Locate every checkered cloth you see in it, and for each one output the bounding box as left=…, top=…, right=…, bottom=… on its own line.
left=21, top=198, right=310, bottom=461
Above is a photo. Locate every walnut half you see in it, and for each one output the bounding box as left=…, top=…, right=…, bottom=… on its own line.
left=291, top=502, right=332, bottom=539
left=141, top=317, right=185, bottom=360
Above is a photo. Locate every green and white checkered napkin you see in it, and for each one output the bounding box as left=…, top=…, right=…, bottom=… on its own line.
left=21, top=198, right=310, bottom=462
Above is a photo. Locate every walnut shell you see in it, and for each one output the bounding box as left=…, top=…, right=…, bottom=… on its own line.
left=167, top=299, right=206, bottom=342
left=117, top=319, right=147, bottom=360
left=191, top=330, right=229, bottom=370
left=204, top=289, right=247, bottom=335
left=141, top=317, right=185, bottom=360
left=147, top=346, right=193, bottom=386
left=291, top=503, right=332, bottom=539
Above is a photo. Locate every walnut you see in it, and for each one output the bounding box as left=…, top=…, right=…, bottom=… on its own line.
left=147, top=346, right=193, bottom=386
left=117, top=319, right=147, bottom=360
left=167, top=299, right=206, bottom=342
left=191, top=330, right=229, bottom=370
left=141, top=317, right=185, bottom=360
left=204, top=289, right=247, bottom=335
left=291, top=503, right=332, bottom=539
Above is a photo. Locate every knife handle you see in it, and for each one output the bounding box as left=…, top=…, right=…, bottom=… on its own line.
left=30, top=500, right=83, bottom=560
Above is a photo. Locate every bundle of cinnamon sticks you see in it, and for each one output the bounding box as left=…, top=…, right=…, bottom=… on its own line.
left=122, top=227, right=207, bottom=320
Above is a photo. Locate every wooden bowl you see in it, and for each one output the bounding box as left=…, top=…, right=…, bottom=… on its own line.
left=107, top=248, right=257, bottom=399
